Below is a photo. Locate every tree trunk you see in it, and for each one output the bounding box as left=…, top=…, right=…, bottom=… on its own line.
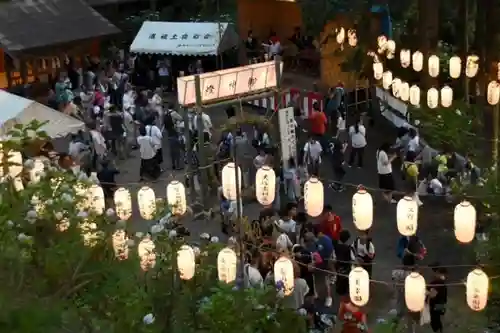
left=418, top=0, right=439, bottom=91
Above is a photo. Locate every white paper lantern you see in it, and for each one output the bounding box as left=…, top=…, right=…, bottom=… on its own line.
left=304, top=177, right=324, bottom=217
left=373, top=62, right=383, bottom=80
left=466, top=269, right=489, bottom=311
left=466, top=55, right=479, bottom=78
left=400, top=82, right=410, bottom=101
left=391, top=78, right=402, bottom=97
left=382, top=71, right=393, bottom=89
left=177, top=244, right=196, bottom=280
left=396, top=196, right=418, bottom=236
left=255, top=166, right=276, bottom=206
left=138, top=236, right=156, bottom=270
left=352, top=188, right=373, bottom=230
left=454, top=201, right=476, bottom=243
left=274, top=256, right=294, bottom=296
left=29, top=158, right=45, bottom=183
left=400, top=49, right=411, bottom=68
left=409, top=85, right=421, bottom=106
left=405, top=272, right=426, bottom=312
left=440, top=86, right=453, bottom=108
left=137, top=186, right=156, bottom=220
left=428, top=55, right=440, bottom=77
left=13, top=177, right=23, bottom=191
left=449, top=56, right=462, bottom=79
left=222, top=162, right=241, bottom=200
left=377, top=35, right=388, bottom=50
left=427, top=88, right=439, bottom=109
left=112, top=229, right=129, bottom=259
left=349, top=266, right=370, bottom=306
left=487, top=81, right=500, bottom=105
left=114, top=187, right=132, bottom=221
left=336, top=27, right=345, bottom=44
left=497, top=62, right=500, bottom=81
left=347, top=29, right=357, bottom=47
left=217, top=247, right=238, bottom=283
left=412, top=51, right=423, bottom=72
left=167, top=181, right=187, bottom=215
left=386, top=40, right=396, bottom=53
left=87, top=184, right=105, bottom=215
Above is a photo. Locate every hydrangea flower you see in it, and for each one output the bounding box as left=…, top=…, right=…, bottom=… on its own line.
left=105, top=208, right=115, bottom=217
left=143, top=313, right=155, bottom=325
left=150, top=224, right=164, bottom=234
left=168, top=229, right=178, bottom=239
left=135, top=232, right=144, bottom=238
left=77, top=211, right=88, bottom=219
left=210, top=236, right=219, bottom=243
left=54, top=212, right=63, bottom=220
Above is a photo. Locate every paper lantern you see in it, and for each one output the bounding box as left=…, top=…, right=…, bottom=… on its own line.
left=137, top=186, right=157, bottom=220
left=400, top=82, right=410, bottom=101
left=336, top=27, right=345, bottom=44
left=217, top=247, right=238, bottom=283
left=405, top=272, right=426, bottom=312
left=454, top=201, right=476, bottom=243
left=222, top=162, right=241, bottom=200
left=255, top=166, right=276, bottom=206
left=440, top=86, right=453, bottom=108
left=391, top=78, right=402, bottom=97
left=177, top=245, right=196, bottom=280
left=138, top=237, right=156, bottom=271
left=466, top=269, right=489, bottom=311
left=386, top=40, right=396, bottom=53
left=427, top=88, right=439, bottom=109
left=349, top=267, right=370, bottom=306
left=114, top=187, right=132, bottom=220
left=449, top=56, right=462, bottom=79
left=1, top=150, right=23, bottom=178
left=304, top=177, right=324, bottom=217
left=29, top=158, right=45, bottom=183
left=382, top=71, right=392, bottom=89
left=167, top=181, right=187, bottom=215
left=400, top=49, right=411, bottom=68
left=412, top=51, right=423, bottom=72
left=396, top=196, right=418, bottom=236
left=377, top=35, right=387, bottom=50
left=428, top=55, right=440, bottom=77
left=373, top=62, right=383, bottom=80
left=409, top=85, right=420, bottom=106
left=497, top=62, right=500, bottom=81
left=487, top=81, right=500, bottom=105
left=87, top=184, right=105, bottom=215
left=352, top=188, right=373, bottom=230
left=347, top=29, right=357, bottom=47
left=13, top=177, right=23, bottom=191
left=112, top=229, right=129, bottom=260
left=274, top=256, right=294, bottom=296
left=466, top=55, right=479, bottom=78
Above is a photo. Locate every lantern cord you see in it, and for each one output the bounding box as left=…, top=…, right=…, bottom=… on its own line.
left=239, top=239, right=500, bottom=287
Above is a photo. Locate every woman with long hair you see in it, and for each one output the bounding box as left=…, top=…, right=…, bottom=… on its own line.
left=377, top=142, right=397, bottom=203
left=348, top=116, right=367, bottom=168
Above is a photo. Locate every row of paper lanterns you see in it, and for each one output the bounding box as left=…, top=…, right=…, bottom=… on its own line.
left=221, top=164, right=477, bottom=244
left=130, top=235, right=490, bottom=313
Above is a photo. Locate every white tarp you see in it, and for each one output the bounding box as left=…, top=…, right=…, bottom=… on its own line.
left=130, top=21, right=239, bottom=56
left=0, top=90, right=85, bottom=138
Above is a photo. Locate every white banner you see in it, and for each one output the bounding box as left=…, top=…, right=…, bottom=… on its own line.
left=278, top=107, right=297, bottom=169
left=177, top=61, right=283, bottom=106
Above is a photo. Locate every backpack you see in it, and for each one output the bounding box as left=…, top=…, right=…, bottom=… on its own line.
left=164, top=110, right=175, bottom=133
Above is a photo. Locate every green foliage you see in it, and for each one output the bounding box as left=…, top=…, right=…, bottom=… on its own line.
left=0, top=121, right=307, bottom=333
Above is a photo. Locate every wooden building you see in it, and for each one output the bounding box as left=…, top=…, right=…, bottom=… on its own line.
left=0, top=0, right=120, bottom=90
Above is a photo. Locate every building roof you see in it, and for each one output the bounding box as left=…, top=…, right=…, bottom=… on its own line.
left=85, top=0, right=146, bottom=6
left=0, top=0, right=120, bottom=53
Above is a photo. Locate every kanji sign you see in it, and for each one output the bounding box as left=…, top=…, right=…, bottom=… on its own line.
left=278, top=107, right=297, bottom=169
left=177, top=60, right=283, bottom=106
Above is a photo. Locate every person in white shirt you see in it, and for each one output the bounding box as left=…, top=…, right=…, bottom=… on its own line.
left=244, top=250, right=264, bottom=288
left=158, top=61, right=171, bottom=91
left=137, top=126, right=159, bottom=181
left=276, top=233, right=293, bottom=251
left=352, top=230, right=375, bottom=277
left=89, top=124, right=107, bottom=171
left=377, top=143, right=397, bottom=203
left=303, top=137, right=322, bottom=175
left=145, top=119, right=164, bottom=171
left=348, top=117, right=367, bottom=168
left=193, top=112, right=213, bottom=139
left=68, top=133, right=90, bottom=167
left=406, top=128, right=420, bottom=155
left=336, top=112, right=346, bottom=140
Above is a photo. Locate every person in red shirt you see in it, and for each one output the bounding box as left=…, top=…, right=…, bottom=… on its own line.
left=309, top=103, right=327, bottom=136
left=318, top=204, right=342, bottom=242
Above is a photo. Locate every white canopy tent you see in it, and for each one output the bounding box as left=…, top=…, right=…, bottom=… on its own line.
left=0, top=91, right=85, bottom=138
left=130, top=21, right=239, bottom=56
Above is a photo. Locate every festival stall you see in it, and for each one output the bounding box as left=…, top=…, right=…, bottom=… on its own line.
left=0, top=90, right=85, bottom=138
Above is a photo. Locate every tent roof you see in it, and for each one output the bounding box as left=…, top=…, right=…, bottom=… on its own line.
left=130, top=21, right=239, bottom=56
left=0, top=91, right=85, bottom=138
